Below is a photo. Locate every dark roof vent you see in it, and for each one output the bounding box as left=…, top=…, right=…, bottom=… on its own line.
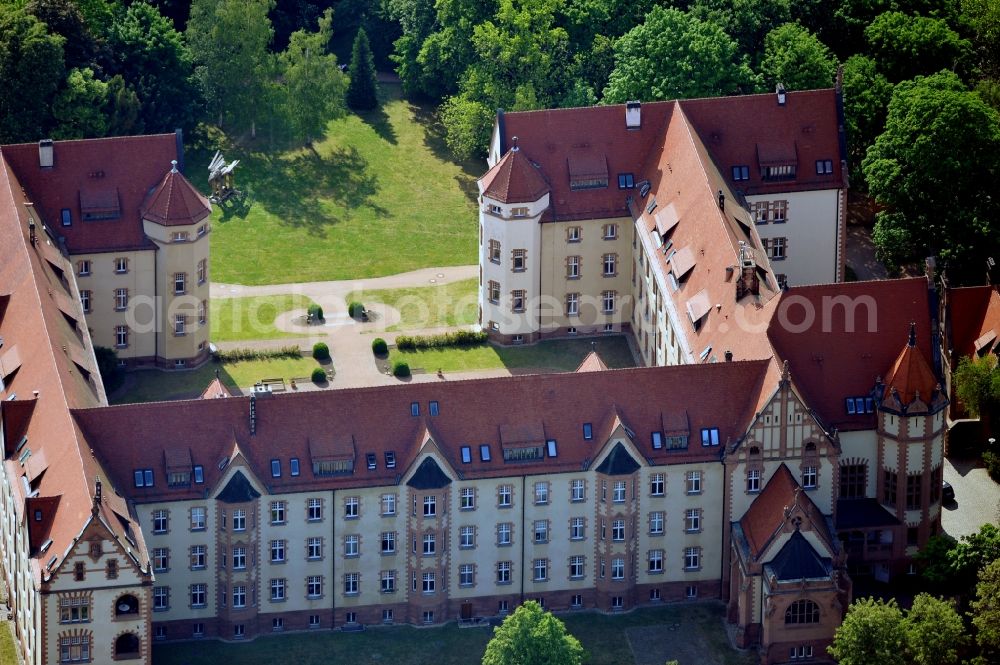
left=718, top=190, right=725, bottom=210
left=38, top=139, right=53, bottom=168
left=776, top=83, right=787, bottom=106
left=725, top=350, right=733, bottom=362
left=510, top=136, right=519, bottom=152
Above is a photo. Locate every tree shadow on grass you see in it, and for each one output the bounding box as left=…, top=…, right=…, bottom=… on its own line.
left=410, top=102, right=485, bottom=204
left=246, top=146, right=387, bottom=237
left=357, top=104, right=398, bottom=145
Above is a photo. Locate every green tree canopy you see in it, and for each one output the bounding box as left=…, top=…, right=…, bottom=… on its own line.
left=438, top=95, right=492, bottom=160
left=955, top=354, right=1000, bottom=423
left=187, top=0, right=274, bottom=134
left=107, top=2, right=201, bottom=133
left=603, top=6, right=755, bottom=103
left=862, top=71, right=1000, bottom=282
left=412, top=0, right=497, bottom=100
left=346, top=27, right=378, bottom=110
left=760, top=22, right=837, bottom=90
left=972, top=557, right=1000, bottom=659
left=52, top=66, right=108, bottom=138
left=828, top=597, right=906, bottom=665
left=104, top=74, right=142, bottom=135
left=0, top=4, right=65, bottom=143
left=280, top=8, right=347, bottom=142
left=865, top=11, right=971, bottom=82
left=961, top=0, right=1000, bottom=77
left=25, top=0, right=98, bottom=70
left=481, top=601, right=586, bottom=665
left=687, top=0, right=792, bottom=64
left=841, top=54, right=893, bottom=191
left=903, top=593, right=965, bottom=665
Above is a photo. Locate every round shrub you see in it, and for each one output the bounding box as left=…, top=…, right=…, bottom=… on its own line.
left=311, top=367, right=326, bottom=383
left=307, top=303, right=324, bottom=322
left=372, top=338, right=388, bottom=355
left=313, top=342, right=331, bottom=361
left=348, top=301, right=365, bottom=319
left=392, top=360, right=411, bottom=378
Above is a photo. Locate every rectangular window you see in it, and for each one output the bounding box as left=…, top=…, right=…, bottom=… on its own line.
left=566, top=292, right=579, bottom=316
left=613, top=480, right=626, bottom=503
left=232, top=546, right=247, bottom=570
left=512, top=249, right=526, bottom=271
left=602, top=253, right=617, bottom=276
left=685, top=508, right=701, bottom=533
left=488, top=280, right=500, bottom=304
left=459, top=564, right=475, bottom=587
left=114, top=288, right=128, bottom=311
left=611, top=557, right=624, bottom=580
left=460, top=487, right=476, bottom=510
left=422, top=533, right=436, bottom=555
left=906, top=474, right=922, bottom=510
left=883, top=470, right=898, bottom=506
left=701, top=428, right=720, bottom=446
left=533, top=519, right=549, bottom=544
left=497, top=560, right=512, bottom=583
left=270, top=501, right=286, bottom=524
left=498, top=484, right=512, bottom=507
left=460, top=525, right=475, bottom=548
left=603, top=224, right=618, bottom=240
left=497, top=522, right=512, bottom=546
left=381, top=531, right=396, bottom=554
left=78, top=260, right=91, bottom=276
left=533, top=558, right=548, bottom=581
left=345, top=534, right=359, bottom=557
left=617, top=173, right=635, bottom=189
left=115, top=257, right=128, bottom=274
left=569, top=555, right=585, bottom=579
left=571, top=479, right=585, bottom=501
left=650, top=511, right=664, bottom=535
left=190, top=545, right=206, bottom=569
left=270, top=578, right=286, bottom=601
left=152, top=510, right=168, bottom=533
left=153, top=548, right=169, bottom=572
left=307, top=576, right=323, bottom=598
left=570, top=517, right=585, bottom=540
left=684, top=547, right=701, bottom=570
left=816, top=159, right=834, bottom=175
left=190, top=584, right=206, bottom=607
left=511, top=206, right=528, bottom=217
left=381, top=494, right=396, bottom=515
left=271, top=459, right=281, bottom=477
left=344, top=573, right=359, bottom=595
left=381, top=570, right=396, bottom=593
left=534, top=482, right=549, bottom=505
left=233, top=509, right=246, bottom=531
left=602, top=290, right=616, bottom=313
left=174, top=272, right=186, bottom=295
left=648, top=549, right=664, bottom=573
left=732, top=165, right=750, bottom=181
left=344, top=496, right=359, bottom=518
left=60, top=208, right=72, bottom=226
left=840, top=463, right=867, bottom=499
left=511, top=289, right=526, bottom=313
left=802, top=466, right=818, bottom=489
left=423, top=495, right=437, bottom=516
left=567, top=226, right=581, bottom=242
left=174, top=314, right=186, bottom=336
left=612, top=519, right=625, bottom=541
left=566, top=255, right=581, bottom=278
left=650, top=473, right=664, bottom=496
left=115, top=325, right=129, bottom=348
left=422, top=572, right=435, bottom=593
left=489, top=239, right=501, bottom=264
left=772, top=200, right=787, bottom=222
left=747, top=469, right=761, bottom=493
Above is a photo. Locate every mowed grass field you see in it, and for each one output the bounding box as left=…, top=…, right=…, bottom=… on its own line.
left=210, top=294, right=321, bottom=342
left=388, top=336, right=637, bottom=373
left=192, top=83, right=481, bottom=285
left=153, top=603, right=753, bottom=665
left=347, top=277, right=479, bottom=331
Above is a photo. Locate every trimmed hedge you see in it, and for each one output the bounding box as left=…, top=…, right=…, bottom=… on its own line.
left=395, top=330, right=487, bottom=351
left=214, top=346, right=301, bottom=362
left=307, top=303, right=324, bottom=322
left=372, top=338, right=388, bottom=355
left=313, top=342, right=331, bottom=361
left=985, top=451, right=1000, bottom=483
left=348, top=301, right=365, bottom=319
left=392, top=360, right=411, bottom=377
left=311, top=367, right=327, bottom=383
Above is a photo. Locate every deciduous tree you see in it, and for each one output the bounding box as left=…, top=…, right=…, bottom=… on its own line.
left=346, top=27, right=378, bottom=111
left=481, top=600, right=585, bottom=665
left=841, top=54, right=893, bottom=191
left=828, top=597, right=906, bottom=665
left=865, top=11, right=971, bottom=82
left=104, top=74, right=142, bottom=135
left=52, top=67, right=108, bottom=138
left=280, top=8, right=346, bottom=142
left=863, top=71, right=1000, bottom=282
left=438, top=95, right=492, bottom=160
left=603, top=6, right=755, bottom=103
left=0, top=4, right=65, bottom=143
left=760, top=23, right=837, bottom=90
left=972, top=558, right=1000, bottom=659
left=903, top=593, right=965, bottom=665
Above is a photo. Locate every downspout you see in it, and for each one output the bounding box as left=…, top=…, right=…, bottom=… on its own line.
left=520, top=475, right=526, bottom=605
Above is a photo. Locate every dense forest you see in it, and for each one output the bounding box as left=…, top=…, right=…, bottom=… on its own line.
left=0, top=0, right=997, bottom=282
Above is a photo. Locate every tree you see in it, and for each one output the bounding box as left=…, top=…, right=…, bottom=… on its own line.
left=972, top=558, right=1000, bottom=659
left=903, top=593, right=965, bottom=665
left=346, top=27, right=378, bottom=110
left=387, top=0, right=437, bottom=96
left=962, top=0, right=1000, bottom=77
left=187, top=0, right=274, bottom=135
left=828, top=597, right=906, bottom=665
left=413, top=0, right=497, bottom=100
left=865, top=11, right=971, bottom=82
left=687, top=0, right=792, bottom=64
left=52, top=67, right=108, bottom=138
left=107, top=2, right=202, bottom=134
left=863, top=71, right=1000, bottom=282
left=93, top=346, right=124, bottom=394
left=481, top=601, right=585, bottom=665
left=25, top=0, right=98, bottom=70
left=841, top=55, right=893, bottom=191
left=438, top=95, right=492, bottom=160
left=279, top=9, right=346, bottom=143
left=760, top=23, right=837, bottom=90
left=603, top=6, right=756, bottom=103
left=105, top=75, right=142, bottom=135
left=0, top=5, right=65, bottom=143
left=955, top=354, right=1000, bottom=426
left=916, top=533, right=960, bottom=586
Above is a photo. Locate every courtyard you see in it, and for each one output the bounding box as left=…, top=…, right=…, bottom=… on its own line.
left=152, top=603, right=754, bottom=665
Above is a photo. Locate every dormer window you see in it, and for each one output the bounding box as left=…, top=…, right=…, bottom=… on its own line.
left=815, top=159, right=834, bottom=175
left=503, top=445, right=543, bottom=462
left=651, top=432, right=663, bottom=449
left=731, top=166, right=749, bottom=181
left=385, top=451, right=396, bottom=468
left=461, top=446, right=472, bottom=464
left=617, top=173, right=635, bottom=189
left=479, top=444, right=491, bottom=462
left=763, top=164, right=796, bottom=180
left=700, top=428, right=720, bottom=446
left=366, top=453, right=377, bottom=470
left=583, top=423, right=593, bottom=440
left=271, top=459, right=281, bottom=477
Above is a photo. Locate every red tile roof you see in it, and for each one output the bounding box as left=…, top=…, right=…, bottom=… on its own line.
left=478, top=147, right=550, bottom=204
left=949, top=285, right=1000, bottom=359
left=739, top=464, right=832, bottom=559
left=766, top=278, right=934, bottom=431
left=0, top=156, right=147, bottom=576
left=883, top=332, right=939, bottom=406
left=200, top=376, right=235, bottom=399
left=140, top=162, right=211, bottom=226
left=0, top=134, right=181, bottom=253
left=496, top=89, right=844, bottom=223
left=73, top=361, right=771, bottom=503
left=575, top=350, right=609, bottom=372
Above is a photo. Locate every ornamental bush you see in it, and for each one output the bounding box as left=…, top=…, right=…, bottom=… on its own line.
left=307, top=303, right=324, bottom=322
left=348, top=301, right=365, bottom=319
left=372, top=338, right=388, bottom=355
left=311, top=367, right=326, bottom=383
left=312, top=342, right=330, bottom=361
left=394, top=330, right=487, bottom=350
left=392, top=360, right=411, bottom=377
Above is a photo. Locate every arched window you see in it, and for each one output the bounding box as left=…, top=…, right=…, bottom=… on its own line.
left=785, top=599, right=820, bottom=625
left=749, top=446, right=760, bottom=456
left=115, top=632, right=140, bottom=659
left=114, top=594, right=138, bottom=617
left=805, top=442, right=816, bottom=452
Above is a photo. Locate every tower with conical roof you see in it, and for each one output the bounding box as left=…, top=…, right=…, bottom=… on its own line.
left=872, top=323, right=948, bottom=572
left=477, top=139, right=551, bottom=343
left=140, top=160, right=212, bottom=367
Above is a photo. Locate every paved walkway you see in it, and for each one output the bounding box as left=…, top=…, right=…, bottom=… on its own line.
left=941, top=456, right=1000, bottom=539
left=845, top=225, right=889, bottom=281
left=210, top=266, right=518, bottom=389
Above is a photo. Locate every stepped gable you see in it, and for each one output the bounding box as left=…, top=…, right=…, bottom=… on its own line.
left=0, top=134, right=178, bottom=253
left=478, top=145, right=550, bottom=204
left=141, top=160, right=211, bottom=226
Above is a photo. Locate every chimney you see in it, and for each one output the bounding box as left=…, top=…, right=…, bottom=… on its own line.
left=249, top=394, right=256, bottom=435
left=510, top=136, right=519, bottom=152
left=724, top=350, right=733, bottom=362
left=625, top=101, right=641, bottom=130
left=736, top=241, right=760, bottom=298
left=776, top=83, right=787, bottom=106
left=38, top=139, right=53, bottom=168
left=717, top=190, right=725, bottom=210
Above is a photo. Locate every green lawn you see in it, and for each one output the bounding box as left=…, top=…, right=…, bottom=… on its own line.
left=192, top=83, right=481, bottom=285
left=111, top=357, right=327, bottom=404
left=347, top=278, right=478, bottom=332
left=0, top=623, right=16, bottom=665
left=210, top=294, right=320, bottom=342
left=153, top=604, right=751, bottom=665
left=389, top=336, right=636, bottom=373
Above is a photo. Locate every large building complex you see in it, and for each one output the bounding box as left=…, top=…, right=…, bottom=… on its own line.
left=0, top=133, right=212, bottom=369
left=0, top=87, right=979, bottom=665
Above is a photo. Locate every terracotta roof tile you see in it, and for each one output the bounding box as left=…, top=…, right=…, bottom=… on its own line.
left=739, top=464, right=832, bottom=558
left=0, top=134, right=181, bottom=253
left=479, top=147, right=550, bottom=204
left=140, top=163, right=211, bottom=226
left=949, top=285, right=1000, bottom=358
left=575, top=350, right=608, bottom=372
left=73, top=361, right=771, bottom=503
left=883, top=333, right=939, bottom=405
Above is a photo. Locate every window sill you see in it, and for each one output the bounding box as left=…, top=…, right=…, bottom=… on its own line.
left=648, top=569, right=664, bottom=575
left=271, top=559, right=287, bottom=565
left=685, top=529, right=702, bottom=535
left=381, top=551, right=396, bottom=556
left=191, top=566, right=206, bottom=571
left=270, top=598, right=287, bottom=603
left=649, top=532, right=664, bottom=537
left=566, top=275, right=580, bottom=280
